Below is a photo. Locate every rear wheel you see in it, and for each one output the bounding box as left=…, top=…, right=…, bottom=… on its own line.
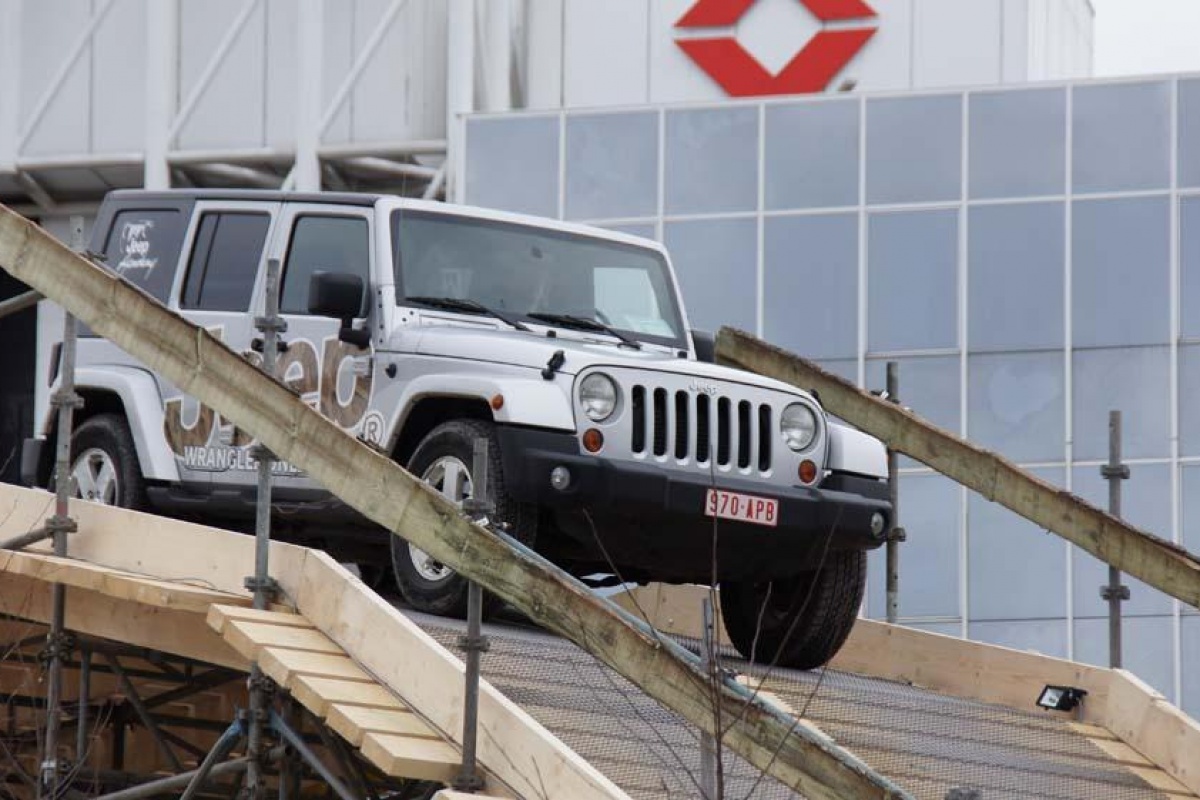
left=67, top=414, right=147, bottom=510
left=391, top=419, right=535, bottom=618
left=720, top=549, right=865, bottom=670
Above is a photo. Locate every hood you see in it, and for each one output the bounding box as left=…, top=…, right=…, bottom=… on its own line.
left=391, top=323, right=817, bottom=399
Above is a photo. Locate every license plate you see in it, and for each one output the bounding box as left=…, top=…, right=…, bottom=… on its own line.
left=704, top=488, right=779, bottom=528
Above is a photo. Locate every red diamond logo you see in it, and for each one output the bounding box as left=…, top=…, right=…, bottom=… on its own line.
left=675, top=0, right=878, bottom=97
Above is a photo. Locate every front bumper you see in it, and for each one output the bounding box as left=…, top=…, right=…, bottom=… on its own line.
left=497, top=426, right=890, bottom=583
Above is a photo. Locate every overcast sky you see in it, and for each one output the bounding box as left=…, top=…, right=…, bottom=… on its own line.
left=1092, top=0, right=1200, bottom=77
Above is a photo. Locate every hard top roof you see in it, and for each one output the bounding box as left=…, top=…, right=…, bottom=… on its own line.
left=105, top=188, right=381, bottom=207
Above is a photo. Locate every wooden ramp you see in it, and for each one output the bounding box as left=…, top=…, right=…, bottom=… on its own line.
left=0, top=483, right=626, bottom=800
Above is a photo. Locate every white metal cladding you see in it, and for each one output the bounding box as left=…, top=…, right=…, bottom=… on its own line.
left=463, top=73, right=1200, bottom=718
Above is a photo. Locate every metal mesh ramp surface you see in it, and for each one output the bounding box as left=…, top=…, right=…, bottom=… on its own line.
left=414, top=613, right=1189, bottom=800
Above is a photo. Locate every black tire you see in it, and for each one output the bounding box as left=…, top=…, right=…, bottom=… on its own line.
left=391, top=419, right=536, bottom=618
left=67, top=414, right=147, bottom=510
left=720, top=549, right=866, bottom=670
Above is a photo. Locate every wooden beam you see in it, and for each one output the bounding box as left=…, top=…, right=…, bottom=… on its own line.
left=1101, top=670, right=1200, bottom=794
left=0, top=203, right=910, bottom=799
left=290, top=675, right=405, bottom=717
left=359, top=733, right=462, bottom=784
left=714, top=327, right=1200, bottom=610
left=0, top=573, right=247, bottom=670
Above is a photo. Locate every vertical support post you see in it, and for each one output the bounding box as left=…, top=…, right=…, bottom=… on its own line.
left=144, top=0, right=178, bottom=189
left=76, top=646, right=91, bottom=770
left=39, top=217, right=86, bottom=799
left=245, top=257, right=285, bottom=797
left=699, top=596, right=718, bottom=800
left=1101, top=410, right=1130, bottom=669
left=884, top=362, right=905, bottom=625
left=446, top=0, right=475, bottom=202
left=454, top=438, right=491, bottom=792
left=294, top=0, right=323, bottom=191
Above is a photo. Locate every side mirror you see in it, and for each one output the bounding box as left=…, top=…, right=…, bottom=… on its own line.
left=308, top=271, right=370, bottom=348
left=691, top=329, right=715, bottom=363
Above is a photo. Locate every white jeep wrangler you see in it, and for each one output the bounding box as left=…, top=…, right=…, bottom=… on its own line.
left=24, top=189, right=890, bottom=669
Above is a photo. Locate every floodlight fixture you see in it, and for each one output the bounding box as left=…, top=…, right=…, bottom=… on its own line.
left=1036, top=684, right=1087, bottom=712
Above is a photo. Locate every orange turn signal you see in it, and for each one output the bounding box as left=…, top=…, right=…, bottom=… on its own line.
left=582, top=428, right=604, bottom=453
left=798, top=459, right=818, bottom=485
left=490, top=393, right=505, bottom=411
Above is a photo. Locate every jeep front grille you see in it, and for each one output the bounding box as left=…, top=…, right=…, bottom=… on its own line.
left=630, top=385, right=772, bottom=472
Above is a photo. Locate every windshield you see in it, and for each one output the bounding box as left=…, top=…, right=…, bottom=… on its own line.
left=391, top=210, right=686, bottom=349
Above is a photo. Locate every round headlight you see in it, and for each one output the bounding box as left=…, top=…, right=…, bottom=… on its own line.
left=580, top=373, right=618, bottom=422
left=780, top=403, right=817, bottom=451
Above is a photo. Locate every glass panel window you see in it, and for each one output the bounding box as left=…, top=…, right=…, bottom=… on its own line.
left=1072, top=196, right=1170, bottom=349
left=1072, top=347, right=1170, bottom=461
left=867, top=209, right=958, bottom=353
left=763, top=213, right=857, bottom=360
left=1074, top=617, right=1174, bottom=697
left=1184, top=617, right=1200, bottom=717
left=968, top=468, right=1066, bottom=621
left=968, top=202, right=1064, bottom=352
left=968, top=352, right=1065, bottom=464
left=565, top=112, right=658, bottom=221
left=464, top=117, right=560, bottom=217
left=103, top=209, right=187, bottom=303
left=865, top=474, right=960, bottom=619
left=765, top=100, right=859, bottom=210
left=1180, top=79, right=1200, bottom=189
left=968, top=621, right=1067, bottom=659
left=664, top=107, right=758, bottom=215
left=969, top=88, right=1066, bottom=200
left=1073, top=81, right=1171, bottom=193
left=281, top=216, right=370, bottom=316
left=1181, top=464, right=1200, bottom=557
left=1177, top=345, right=1200, bottom=456
left=663, top=218, right=756, bottom=335
left=180, top=212, right=270, bottom=312
left=866, top=95, right=962, bottom=204
left=1181, top=198, right=1200, bottom=339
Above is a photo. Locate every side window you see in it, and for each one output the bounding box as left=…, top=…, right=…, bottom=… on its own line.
left=280, top=216, right=370, bottom=315
left=180, top=212, right=271, bottom=311
left=103, top=209, right=186, bottom=302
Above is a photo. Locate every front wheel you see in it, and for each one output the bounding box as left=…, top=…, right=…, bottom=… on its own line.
left=391, top=419, right=536, bottom=618
left=720, top=549, right=866, bottom=670
left=66, top=413, right=147, bottom=510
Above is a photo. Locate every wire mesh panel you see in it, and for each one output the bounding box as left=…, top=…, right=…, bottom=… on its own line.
left=416, top=614, right=1183, bottom=800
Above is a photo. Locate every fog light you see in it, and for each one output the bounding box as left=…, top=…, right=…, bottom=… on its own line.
left=870, top=512, right=886, bottom=538
left=798, top=459, right=817, bottom=484
left=582, top=428, right=604, bottom=453
left=550, top=465, right=571, bottom=491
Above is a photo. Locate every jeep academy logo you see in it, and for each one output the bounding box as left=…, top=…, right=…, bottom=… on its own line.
left=116, top=219, right=158, bottom=275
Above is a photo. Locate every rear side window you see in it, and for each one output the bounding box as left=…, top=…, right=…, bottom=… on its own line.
left=280, top=216, right=370, bottom=315
left=103, top=209, right=186, bottom=302
left=181, top=212, right=271, bottom=311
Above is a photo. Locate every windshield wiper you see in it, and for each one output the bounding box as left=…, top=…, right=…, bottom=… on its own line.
left=406, top=296, right=530, bottom=332
left=526, top=312, right=642, bottom=350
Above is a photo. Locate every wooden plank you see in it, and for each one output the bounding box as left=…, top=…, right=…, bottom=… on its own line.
left=0, top=548, right=249, bottom=614
left=359, top=732, right=461, bottom=783
left=221, top=619, right=343, bottom=657
left=1068, top=722, right=1117, bottom=740
left=715, top=327, right=1200, bottom=610
left=0, top=203, right=909, bottom=800
left=257, top=646, right=373, bottom=686
left=1102, top=670, right=1200, bottom=794
left=289, top=675, right=406, bottom=718
left=0, top=572, right=247, bottom=670
left=1125, top=766, right=1194, bottom=796
left=1087, top=738, right=1154, bottom=767
left=206, top=604, right=312, bottom=634
left=326, top=705, right=440, bottom=747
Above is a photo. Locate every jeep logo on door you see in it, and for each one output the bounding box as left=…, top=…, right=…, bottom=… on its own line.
left=163, top=330, right=372, bottom=474
left=674, top=0, right=878, bottom=96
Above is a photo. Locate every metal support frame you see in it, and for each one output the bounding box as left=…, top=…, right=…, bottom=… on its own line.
left=271, top=711, right=359, bottom=800
left=37, top=218, right=86, bottom=799
left=454, top=438, right=492, bottom=792
left=1101, top=410, right=1131, bottom=669
left=699, top=596, right=719, bottom=800
left=105, top=654, right=183, bottom=772
left=884, top=362, right=906, bottom=625
left=0, top=288, right=41, bottom=321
